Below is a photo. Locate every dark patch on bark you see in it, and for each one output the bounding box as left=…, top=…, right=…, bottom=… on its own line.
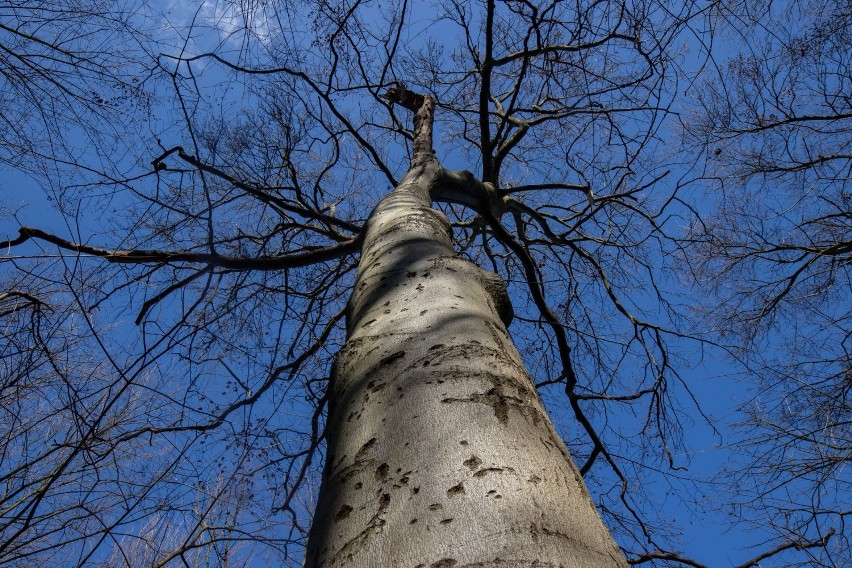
left=391, top=471, right=412, bottom=490
left=375, top=463, right=389, bottom=481
left=379, top=351, right=405, bottom=366
left=442, top=384, right=516, bottom=424
left=473, top=466, right=514, bottom=478
left=463, top=455, right=482, bottom=470
left=438, top=366, right=547, bottom=426
left=328, top=493, right=392, bottom=564
left=430, top=559, right=457, bottom=568
left=428, top=503, right=443, bottom=511
left=447, top=482, right=465, bottom=497
left=486, top=386, right=509, bottom=423
left=332, top=336, right=366, bottom=371
left=355, top=438, right=376, bottom=459
left=334, top=459, right=371, bottom=483
left=408, top=343, right=525, bottom=378
left=335, top=504, right=353, bottom=522
left=439, top=518, right=454, bottom=525
left=528, top=474, right=542, bottom=484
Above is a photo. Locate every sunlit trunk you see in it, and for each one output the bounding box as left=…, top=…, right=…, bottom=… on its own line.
left=304, top=152, right=627, bottom=566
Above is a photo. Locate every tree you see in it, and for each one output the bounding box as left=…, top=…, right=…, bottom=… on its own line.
left=1, top=0, right=844, bottom=566
left=0, top=0, right=152, bottom=174
left=682, top=0, right=850, bottom=564
left=303, top=85, right=625, bottom=566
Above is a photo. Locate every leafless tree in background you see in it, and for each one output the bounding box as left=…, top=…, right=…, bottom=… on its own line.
left=0, top=0, right=153, bottom=175
left=683, top=0, right=850, bottom=564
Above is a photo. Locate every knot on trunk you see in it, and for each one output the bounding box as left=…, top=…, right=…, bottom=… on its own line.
left=476, top=268, right=514, bottom=327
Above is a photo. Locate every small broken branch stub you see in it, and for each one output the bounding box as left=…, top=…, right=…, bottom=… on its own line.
left=382, top=84, right=426, bottom=112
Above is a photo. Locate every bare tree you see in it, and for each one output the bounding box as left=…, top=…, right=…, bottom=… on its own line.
left=0, top=0, right=153, bottom=176
left=1, top=0, right=843, bottom=566
left=682, top=0, right=851, bottom=564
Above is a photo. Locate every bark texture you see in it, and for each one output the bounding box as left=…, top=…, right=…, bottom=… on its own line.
left=304, top=156, right=627, bottom=566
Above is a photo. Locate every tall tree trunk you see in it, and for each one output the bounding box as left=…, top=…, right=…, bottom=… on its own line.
left=305, top=91, right=626, bottom=567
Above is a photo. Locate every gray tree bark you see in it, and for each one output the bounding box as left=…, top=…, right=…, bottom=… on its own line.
left=305, top=91, right=627, bottom=568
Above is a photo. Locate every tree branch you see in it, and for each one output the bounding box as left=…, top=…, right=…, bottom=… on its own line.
left=628, top=551, right=707, bottom=567
left=382, top=84, right=435, bottom=166
left=733, top=530, right=836, bottom=568
left=152, top=146, right=362, bottom=236
left=2, top=227, right=361, bottom=271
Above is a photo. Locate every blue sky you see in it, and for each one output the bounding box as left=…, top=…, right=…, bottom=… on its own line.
left=1, top=1, right=846, bottom=566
